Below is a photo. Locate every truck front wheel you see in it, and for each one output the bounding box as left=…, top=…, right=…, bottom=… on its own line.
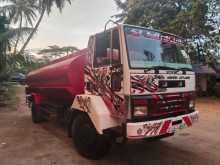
left=31, top=103, right=43, bottom=123
left=72, top=114, right=111, bottom=160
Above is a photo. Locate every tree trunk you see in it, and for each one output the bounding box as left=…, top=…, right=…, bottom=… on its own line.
left=18, top=7, right=46, bottom=55
left=13, top=16, right=22, bottom=55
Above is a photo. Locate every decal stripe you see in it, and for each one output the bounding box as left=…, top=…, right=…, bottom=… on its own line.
left=131, top=74, right=158, bottom=93
left=183, top=116, right=192, bottom=126
left=85, top=66, right=125, bottom=118
left=159, top=120, right=171, bottom=134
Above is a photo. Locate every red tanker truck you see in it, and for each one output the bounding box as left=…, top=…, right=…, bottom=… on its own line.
left=26, top=24, right=199, bottom=159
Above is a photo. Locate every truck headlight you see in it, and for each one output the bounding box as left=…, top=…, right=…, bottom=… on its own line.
left=133, top=106, right=148, bottom=117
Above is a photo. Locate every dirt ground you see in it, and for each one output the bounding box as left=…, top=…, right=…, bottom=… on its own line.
left=0, top=86, right=220, bottom=165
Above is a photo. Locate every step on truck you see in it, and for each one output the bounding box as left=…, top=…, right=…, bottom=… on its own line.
left=26, top=24, right=199, bottom=159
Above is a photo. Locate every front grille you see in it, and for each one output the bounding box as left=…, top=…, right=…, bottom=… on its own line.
left=157, top=99, right=187, bottom=111
left=131, top=92, right=194, bottom=121
left=149, top=94, right=188, bottom=117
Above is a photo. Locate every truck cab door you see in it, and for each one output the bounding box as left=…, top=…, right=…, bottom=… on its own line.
left=90, top=28, right=123, bottom=90
left=85, top=28, right=125, bottom=117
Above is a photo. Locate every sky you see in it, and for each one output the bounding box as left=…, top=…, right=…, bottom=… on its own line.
left=28, top=0, right=119, bottom=50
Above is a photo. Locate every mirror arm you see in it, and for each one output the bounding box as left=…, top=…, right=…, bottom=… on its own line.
left=104, top=20, right=119, bottom=32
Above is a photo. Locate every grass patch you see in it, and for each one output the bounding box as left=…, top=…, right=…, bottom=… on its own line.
left=0, top=82, right=21, bottom=111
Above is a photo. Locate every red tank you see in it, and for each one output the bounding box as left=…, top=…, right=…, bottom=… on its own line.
left=26, top=49, right=88, bottom=104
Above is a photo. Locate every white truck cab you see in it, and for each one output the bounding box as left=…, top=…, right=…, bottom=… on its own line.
left=72, top=24, right=199, bottom=159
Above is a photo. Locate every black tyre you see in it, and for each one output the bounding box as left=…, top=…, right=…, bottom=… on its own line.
left=72, top=114, right=111, bottom=160
left=31, top=102, right=43, bottom=123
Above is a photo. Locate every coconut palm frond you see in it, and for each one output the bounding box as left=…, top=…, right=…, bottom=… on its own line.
left=38, top=45, right=78, bottom=56
left=0, top=27, right=33, bottom=42
left=0, top=0, right=39, bottom=26
left=48, top=45, right=60, bottom=49
left=62, top=46, right=79, bottom=52
left=0, top=5, right=16, bottom=19
left=54, top=0, right=72, bottom=12
left=114, top=0, right=128, bottom=11
left=20, top=0, right=74, bottom=54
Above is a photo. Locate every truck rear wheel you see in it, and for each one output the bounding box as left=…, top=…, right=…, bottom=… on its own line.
left=72, top=114, right=111, bottom=160
left=31, top=103, right=44, bottom=123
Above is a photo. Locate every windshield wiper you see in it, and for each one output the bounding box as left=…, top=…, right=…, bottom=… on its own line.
left=176, top=67, right=192, bottom=71
left=145, top=66, right=177, bottom=71
left=144, top=66, right=192, bottom=74
left=174, top=67, right=192, bottom=74
left=144, top=66, right=177, bottom=74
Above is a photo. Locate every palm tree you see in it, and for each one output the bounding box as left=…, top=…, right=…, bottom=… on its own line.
left=38, top=45, right=78, bottom=58
left=61, top=46, right=79, bottom=55
left=0, top=0, right=38, bottom=55
left=0, top=15, right=9, bottom=71
left=0, top=26, right=34, bottom=71
left=0, top=14, right=33, bottom=73
left=39, top=45, right=62, bottom=58
left=19, top=0, right=72, bottom=55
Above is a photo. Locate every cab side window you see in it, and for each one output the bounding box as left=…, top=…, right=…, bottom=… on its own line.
left=94, top=32, right=111, bottom=67
left=112, top=29, right=121, bottom=65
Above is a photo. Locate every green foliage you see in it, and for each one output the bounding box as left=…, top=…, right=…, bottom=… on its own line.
left=0, top=0, right=38, bottom=26
left=165, top=0, right=211, bottom=38
left=0, top=0, right=39, bottom=54
left=115, top=0, right=212, bottom=37
left=0, top=0, right=73, bottom=81
left=0, top=83, right=20, bottom=110
left=38, top=45, right=79, bottom=58
left=0, top=14, right=33, bottom=77
left=38, top=0, right=72, bottom=14
left=115, top=0, right=220, bottom=64
left=19, top=0, right=73, bottom=55
left=0, top=15, right=10, bottom=72
left=0, top=27, right=33, bottom=43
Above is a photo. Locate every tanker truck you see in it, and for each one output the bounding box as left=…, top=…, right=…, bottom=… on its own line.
left=26, top=24, right=199, bottom=159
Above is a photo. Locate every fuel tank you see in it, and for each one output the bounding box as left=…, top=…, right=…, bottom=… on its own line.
left=26, top=49, right=88, bottom=103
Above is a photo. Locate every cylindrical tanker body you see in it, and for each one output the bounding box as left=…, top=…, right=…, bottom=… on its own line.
left=26, top=49, right=88, bottom=104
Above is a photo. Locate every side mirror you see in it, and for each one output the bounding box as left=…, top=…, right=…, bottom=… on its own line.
left=111, top=64, right=123, bottom=91
left=85, top=81, right=93, bottom=92
left=111, top=72, right=122, bottom=91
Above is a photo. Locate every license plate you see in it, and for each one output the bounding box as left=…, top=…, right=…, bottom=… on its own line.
left=168, top=123, right=186, bottom=133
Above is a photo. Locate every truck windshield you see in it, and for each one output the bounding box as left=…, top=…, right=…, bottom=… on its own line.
left=124, top=26, right=192, bottom=70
